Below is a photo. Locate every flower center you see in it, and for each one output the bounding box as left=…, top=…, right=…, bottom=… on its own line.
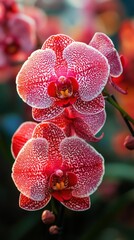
left=49, top=169, right=78, bottom=192
left=49, top=170, right=77, bottom=201
left=47, top=76, right=79, bottom=104
left=50, top=170, right=68, bottom=191
left=53, top=181, right=66, bottom=190
left=56, top=76, right=73, bottom=99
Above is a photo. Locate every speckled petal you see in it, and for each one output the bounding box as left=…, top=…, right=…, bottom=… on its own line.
left=50, top=110, right=69, bottom=128
left=19, top=193, right=51, bottom=211
left=63, top=42, right=109, bottom=101
left=80, top=109, right=106, bottom=135
left=73, top=117, right=104, bottom=142
left=32, top=104, right=64, bottom=121
left=89, top=32, right=123, bottom=77
left=50, top=108, right=106, bottom=139
left=12, top=138, right=49, bottom=201
left=61, top=196, right=90, bottom=211
left=11, top=121, right=37, bottom=158
left=73, top=94, right=105, bottom=114
left=42, top=34, right=74, bottom=76
left=60, top=137, right=104, bottom=197
left=50, top=111, right=72, bottom=137
left=16, top=49, right=57, bottom=108
left=32, top=122, right=65, bottom=166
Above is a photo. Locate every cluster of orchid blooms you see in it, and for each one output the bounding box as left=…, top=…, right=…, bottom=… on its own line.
left=11, top=32, right=123, bottom=212
left=0, top=0, right=37, bottom=81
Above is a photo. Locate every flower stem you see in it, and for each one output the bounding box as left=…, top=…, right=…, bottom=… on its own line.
left=56, top=203, right=65, bottom=240
left=111, top=95, right=134, bottom=136
left=104, top=90, right=134, bottom=135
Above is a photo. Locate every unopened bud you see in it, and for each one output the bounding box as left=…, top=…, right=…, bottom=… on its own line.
left=49, top=225, right=60, bottom=235
left=41, top=210, right=55, bottom=224
left=124, top=135, right=134, bottom=150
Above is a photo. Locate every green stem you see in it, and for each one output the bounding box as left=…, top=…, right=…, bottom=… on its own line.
left=56, top=203, right=65, bottom=240
left=50, top=199, right=65, bottom=239
left=104, top=91, right=134, bottom=125
left=111, top=95, right=134, bottom=136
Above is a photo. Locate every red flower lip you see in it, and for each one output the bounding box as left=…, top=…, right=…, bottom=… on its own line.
left=47, top=76, right=79, bottom=107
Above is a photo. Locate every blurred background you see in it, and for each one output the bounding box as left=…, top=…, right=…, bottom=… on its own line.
left=0, top=0, right=134, bottom=239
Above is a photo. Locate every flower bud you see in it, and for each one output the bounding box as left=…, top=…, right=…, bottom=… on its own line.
left=49, top=225, right=60, bottom=235
left=41, top=210, right=55, bottom=224
left=124, top=135, right=134, bottom=150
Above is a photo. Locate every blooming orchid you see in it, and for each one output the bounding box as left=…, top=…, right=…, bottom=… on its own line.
left=16, top=33, right=110, bottom=120
left=16, top=32, right=123, bottom=121
left=11, top=122, right=104, bottom=211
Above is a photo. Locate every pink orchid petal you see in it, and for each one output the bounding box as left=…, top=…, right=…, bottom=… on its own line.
left=79, top=110, right=106, bottom=135
left=89, top=32, right=123, bottom=77
left=61, top=196, right=90, bottom=211
left=50, top=111, right=70, bottom=128
left=9, top=13, right=36, bottom=52
left=32, top=122, right=65, bottom=147
left=32, top=122, right=65, bottom=167
left=60, top=137, right=104, bottom=197
left=42, top=34, right=74, bottom=77
left=50, top=111, right=72, bottom=137
left=32, top=104, right=64, bottom=122
left=19, top=193, right=51, bottom=211
left=16, top=49, right=57, bottom=108
left=63, top=42, right=109, bottom=101
left=70, top=106, right=106, bottom=134
left=12, top=138, right=49, bottom=201
left=11, top=121, right=37, bottom=158
left=50, top=107, right=105, bottom=140
left=73, top=94, right=105, bottom=114
left=73, top=117, right=104, bottom=142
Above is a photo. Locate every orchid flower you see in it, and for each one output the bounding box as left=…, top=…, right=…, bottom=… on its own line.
left=11, top=122, right=104, bottom=211
left=16, top=33, right=111, bottom=120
